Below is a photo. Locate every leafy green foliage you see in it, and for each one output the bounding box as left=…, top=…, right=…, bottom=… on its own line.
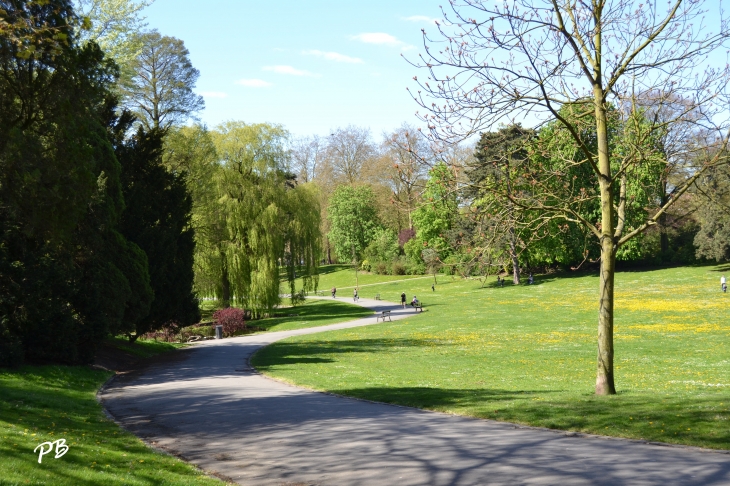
left=327, top=185, right=380, bottom=264
left=411, top=162, right=457, bottom=260
left=194, top=122, right=321, bottom=313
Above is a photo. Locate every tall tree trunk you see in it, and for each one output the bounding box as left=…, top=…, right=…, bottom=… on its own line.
left=509, top=232, right=520, bottom=285
left=220, top=252, right=231, bottom=308
left=594, top=71, right=617, bottom=395
left=327, top=241, right=332, bottom=265
left=659, top=182, right=669, bottom=255
left=505, top=159, right=520, bottom=285
left=597, top=236, right=617, bottom=395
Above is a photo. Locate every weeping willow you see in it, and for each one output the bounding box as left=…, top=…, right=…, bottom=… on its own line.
left=196, top=122, right=320, bottom=313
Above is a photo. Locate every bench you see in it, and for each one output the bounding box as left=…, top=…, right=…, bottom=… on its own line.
left=375, top=293, right=381, bottom=300
left=413, top=302, right=423, bottom=312
left=376, top=310, right=391, bottom=322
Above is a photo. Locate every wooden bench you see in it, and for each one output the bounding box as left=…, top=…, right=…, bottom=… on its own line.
left=375, top=293, right=381, bottom=300
left=376, top=310, right=391, bottom=322
left=413, top=302, right=423, bottom=312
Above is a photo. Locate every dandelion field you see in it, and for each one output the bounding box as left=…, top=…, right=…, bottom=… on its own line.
left=253, top=265, right=730, bottom=450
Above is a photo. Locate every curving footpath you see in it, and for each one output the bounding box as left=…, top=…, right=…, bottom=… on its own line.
left=101, top=298, right=730, bottom=485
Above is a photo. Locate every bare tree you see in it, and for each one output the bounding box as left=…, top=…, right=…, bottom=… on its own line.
left=326, top=125, right=377, bottom=184
left=291, top=135, right=326, bottom=183
left=124, top=30, right=204, bottom=131
left=381, top=124, right=431, bottom=230
left=411, top=0, right=730, bottom=395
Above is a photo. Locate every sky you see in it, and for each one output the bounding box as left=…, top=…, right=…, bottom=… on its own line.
left=141, top=1, right=445, bottom=138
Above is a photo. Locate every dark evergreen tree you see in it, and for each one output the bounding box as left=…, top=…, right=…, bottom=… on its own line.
left=0, top=0, right=153, bottom=365
left=115, top=121, right=200, bottom=341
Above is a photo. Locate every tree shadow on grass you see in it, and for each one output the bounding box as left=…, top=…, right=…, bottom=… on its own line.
left=328, top=385, right=730, bottom=450
left=253, top=337, right=438, bottom=369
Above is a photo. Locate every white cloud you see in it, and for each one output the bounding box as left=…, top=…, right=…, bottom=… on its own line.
left=200, top=91, right=228, bottom=98
left=262, top=65, right=320, bottom=77
left=351, top=32, right=414, bottom=51
left=235, top=79, right=272, bottom=88
left=403, top=15, right=439, bottom=23
left=302, top=50, right=364, bottom=64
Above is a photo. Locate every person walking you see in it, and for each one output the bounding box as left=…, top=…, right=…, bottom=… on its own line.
left=528, top=273, right=534, bottom=285
left=722, top=276, right=727, bottom=293
left=401, top=292, right=406, bottom=309
left=353, top=288, right=359, bottom=302
left=332, top=287, right=337, bottom=298
left=431, top=283, right=435, bottom=292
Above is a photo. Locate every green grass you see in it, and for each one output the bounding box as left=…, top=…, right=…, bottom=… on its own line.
left=253, top=264, right=730, bottom=450
left=0, top=366, right=224, bottom=485
left=285, top=264, right=431, bottom=297
left=105, top=336, right=187, bottom=358
left=0, top=297, right=372, bottom=485
left=251, top=299, right=374, bottom=332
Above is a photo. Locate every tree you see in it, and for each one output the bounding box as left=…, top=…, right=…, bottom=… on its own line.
left=74, top=0, right=152, bottom=85
left=291, top=134, right=326, bottom=183
left=413, top=1, right=730, bottom=395
left=327, top=126, right=378, bottom=184
left=115, top=121, right=200, bottom=341
left=470, top=126, right=536, bottom=284
left=208, top=122, right=320, bottom=313
left=327, top=185, right=380, bottom=287
left=124, top=30, right=203, bottom=130
left=0, top=0, right=153, bottom=364
left=694, top=163, right=730, bottom=261
left=411, top=162, right=458, bottom=264
left=381, top=124, right=430, bottom=231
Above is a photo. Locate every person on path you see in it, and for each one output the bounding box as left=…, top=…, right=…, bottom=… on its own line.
left=331, top=287, right=337, bottom=298
left=353, top=288, right=359, bottom=302
left=401, top=292, right=406, bottom=309
left=722, top=276, right=727, bottom=293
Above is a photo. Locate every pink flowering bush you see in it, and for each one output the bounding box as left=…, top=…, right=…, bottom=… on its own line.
left=212, top=307, right=247, bottom=337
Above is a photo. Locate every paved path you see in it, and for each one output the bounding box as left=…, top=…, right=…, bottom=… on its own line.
left=101, top=298, right=730, bottom=485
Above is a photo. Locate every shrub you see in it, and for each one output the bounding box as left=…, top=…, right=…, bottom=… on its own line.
left=374, top=262, right=389, bottom=275
left=391, top=261, right=406, bottom=275
left=212, top=307, right=247, bottom=337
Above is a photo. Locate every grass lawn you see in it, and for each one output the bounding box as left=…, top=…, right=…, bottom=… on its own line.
left=0, top=298, right=372, bottom=485
left=285, top=264, right=431, bottom=297
left=253, top=264, right=730, bottom=450
left=252, top=299, right=374, bottom=332
left=0, top=340, right=225, bottom=485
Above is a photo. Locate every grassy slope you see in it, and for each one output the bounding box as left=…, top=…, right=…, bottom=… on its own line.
left=0, top=342, right=224, bottom=485
left=287, top=264, right=431, bottom=297
left=253, top=265, right=730, bottom=450
left=0, top=298, right=372, bottom=485
left=253, top=299, right=373, bottom=332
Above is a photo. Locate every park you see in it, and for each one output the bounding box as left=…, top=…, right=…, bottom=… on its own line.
left=2, top=0, right=730, bottom=484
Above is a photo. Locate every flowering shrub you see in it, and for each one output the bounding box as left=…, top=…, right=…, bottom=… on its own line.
left=212, top=307, right=247, bottom=337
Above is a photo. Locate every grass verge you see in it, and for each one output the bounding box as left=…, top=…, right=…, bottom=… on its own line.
left=253, top=265, right=730, bottom=450
left=0, top=340, right=225, bottom=485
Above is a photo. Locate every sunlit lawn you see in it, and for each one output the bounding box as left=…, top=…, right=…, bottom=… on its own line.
left=254, top=264, right=730, bottom=450
left=284, top=264, right=432, bottom=298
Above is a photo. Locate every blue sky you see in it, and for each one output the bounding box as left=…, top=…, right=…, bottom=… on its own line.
left=142, top=1, right=444, bottom=137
